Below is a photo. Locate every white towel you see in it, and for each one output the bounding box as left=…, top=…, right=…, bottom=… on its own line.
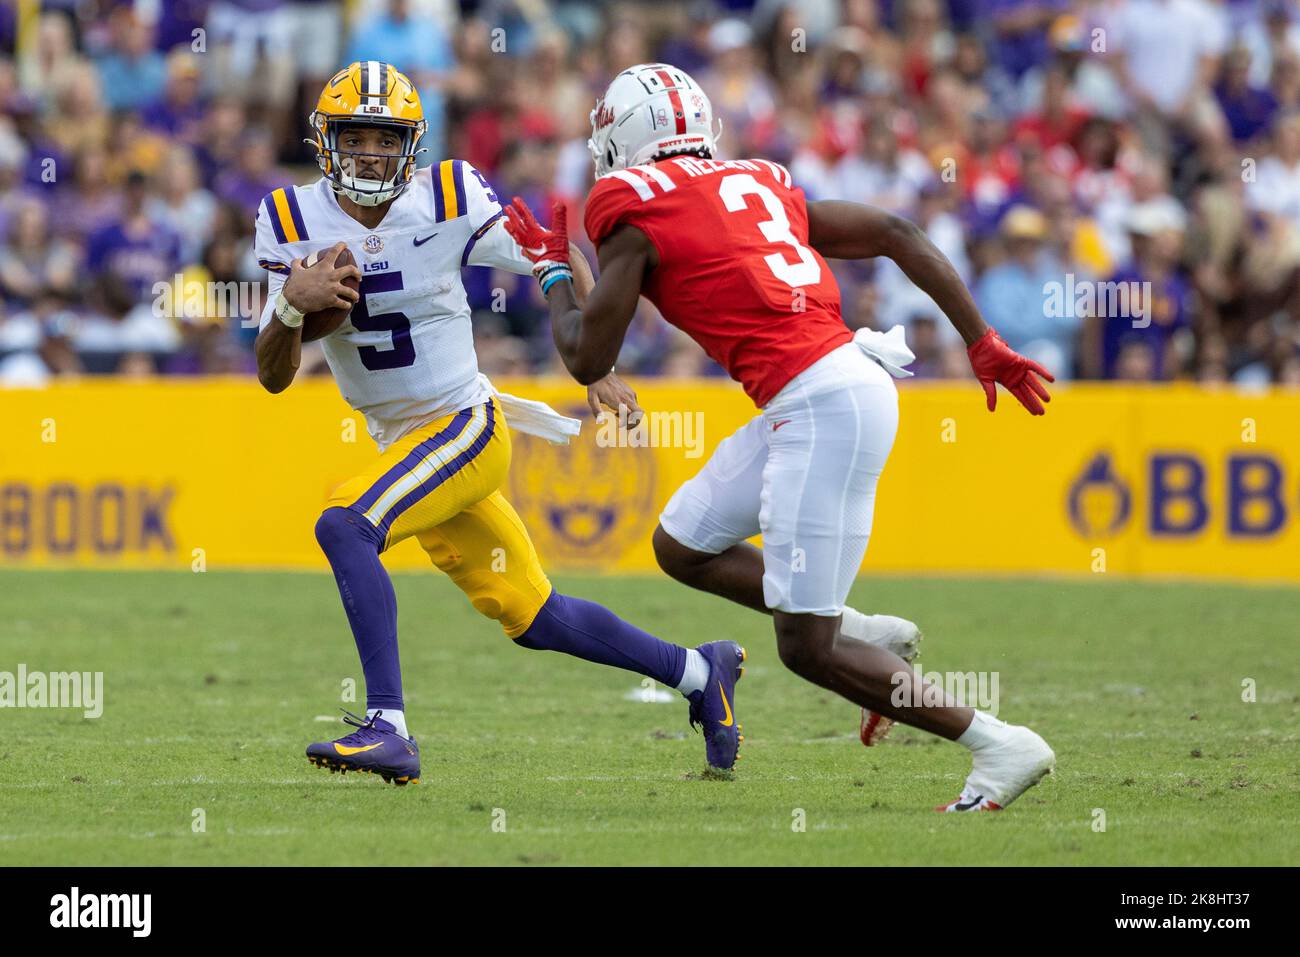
left=853, top=324, right=916, bottom=378
left=478, top=373, right=583, bottom=445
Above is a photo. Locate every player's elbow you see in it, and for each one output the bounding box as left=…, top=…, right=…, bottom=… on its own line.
left=882, top=214, right=929, bottom=261
left=569, top=359, right=607, bottom=387
left=256, top=362, right=292, bottom=394
left=258, top=373, right=286, bottom=394
left=561, top=340, right=611, bottom=386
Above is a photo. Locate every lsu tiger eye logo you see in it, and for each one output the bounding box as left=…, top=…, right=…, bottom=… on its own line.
left=1068, top=452, right=1131, bottom=537
left=507, top=406, right=656, bottom=566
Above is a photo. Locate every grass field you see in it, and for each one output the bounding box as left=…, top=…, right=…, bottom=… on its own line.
left=0, top=568, right=1296, bottom=866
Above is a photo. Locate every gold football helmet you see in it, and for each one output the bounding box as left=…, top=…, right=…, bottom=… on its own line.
left=308, top=60, right=427, bottom=206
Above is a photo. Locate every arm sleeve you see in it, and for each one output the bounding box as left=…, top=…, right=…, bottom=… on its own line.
left=460, top=162, right=533, bottom=274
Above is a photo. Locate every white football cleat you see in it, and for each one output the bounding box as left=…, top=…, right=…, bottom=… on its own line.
left=844, top=614, right=922, bottom=746
left=937, top=724, right=1056, bottom=812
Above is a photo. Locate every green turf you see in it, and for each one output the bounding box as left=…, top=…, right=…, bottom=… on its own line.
left=0, top=568, right=1295, bottom=866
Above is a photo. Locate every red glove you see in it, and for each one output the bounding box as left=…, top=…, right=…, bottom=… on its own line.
left=503, top=197, right=569, bottom=278
left=967, top=328, right=1055, bottom=415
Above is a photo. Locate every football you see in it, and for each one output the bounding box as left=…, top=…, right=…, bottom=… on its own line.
left=300, top=245, right=359, bottom=341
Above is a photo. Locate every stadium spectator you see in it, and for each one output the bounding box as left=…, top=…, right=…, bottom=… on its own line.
left=93, top=8, right=167, bottom=112
left=147, top=146, right=218, bottom=266
left=0, top=197, right=78, bottom=307
left=1082, top=201, right=1192, bottom=380
left=48, top=146, right=122, bottom=243
left=1246, top=111, right=1300, bottom=229
left=206, top=0, right=298, bottom=108
left=85, top=169, right=181, bottom=306
left=213, top=126, right=293, bottom=216
left=0, top=0, right=1293, bottom=386
left=1215, top=45, right=1278, bottom=145
left=1240, top=1, right=1300, bottom=89
left=44, top=61, right=109, bottom=159
left=975, top=204, right=1076, bottom=374
left=140, top=51, right=208, bottom=145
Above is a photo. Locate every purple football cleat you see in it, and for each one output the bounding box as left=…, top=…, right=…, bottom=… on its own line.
left=687, top=640, right=746, bottom=771
left=306, top=710, right=420, bottom=786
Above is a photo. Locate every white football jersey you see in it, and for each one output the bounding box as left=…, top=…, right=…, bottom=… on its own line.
left=255, top=160, right=533, bottom=450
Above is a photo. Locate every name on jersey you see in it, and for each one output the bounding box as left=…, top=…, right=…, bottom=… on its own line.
left=671, top=157, right=763, bottom=178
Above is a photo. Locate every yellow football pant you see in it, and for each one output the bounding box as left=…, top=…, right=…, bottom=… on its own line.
left=324, top=397, right=553, bottom=637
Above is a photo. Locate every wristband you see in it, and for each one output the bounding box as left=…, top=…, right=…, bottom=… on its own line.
left=275, top=291, right=305, bottom=328
left=534, top=260, right=570, bottom=280
left=538, top=266, right=573, bottom=294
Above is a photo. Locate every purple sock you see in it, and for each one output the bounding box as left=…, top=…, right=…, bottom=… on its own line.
left=515, top=591, right=688, bottom=686
left=315, top=507, right=403, bottom=712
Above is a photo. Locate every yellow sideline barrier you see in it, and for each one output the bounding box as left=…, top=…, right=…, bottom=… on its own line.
left=2, top=378, right=1299, bottom=583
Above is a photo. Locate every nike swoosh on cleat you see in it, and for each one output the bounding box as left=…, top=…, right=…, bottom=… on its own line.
left=954, top=793, right=985, bottom=811
left=718, top=681, right=734, bottom=727
left=334, top=742, right=383, bottom=756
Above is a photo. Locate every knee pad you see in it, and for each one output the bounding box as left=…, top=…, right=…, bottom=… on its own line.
left=461, top=569, right=552, bottom=637
left=315, top=506, right=383, bottom=555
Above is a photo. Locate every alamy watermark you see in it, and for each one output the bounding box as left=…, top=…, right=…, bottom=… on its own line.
left=151, top=274, right=265, bottom=327
left=50, top=887, right=150, bottom=937
left=0, top=664, right=103, bottom=718
left=595, top=408, right=705, bottom=459
left=1044, top=274, right=1152, bottom=328
left=890, top=667, right=1000, bottom=714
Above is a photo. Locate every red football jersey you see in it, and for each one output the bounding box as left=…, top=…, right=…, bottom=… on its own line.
left=583, top=156, right=852, bottom=407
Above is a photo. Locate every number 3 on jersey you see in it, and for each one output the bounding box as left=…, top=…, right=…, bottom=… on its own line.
left=718, top=173, right=821, bottom=288
left=352, top=270, right=416, bottom=370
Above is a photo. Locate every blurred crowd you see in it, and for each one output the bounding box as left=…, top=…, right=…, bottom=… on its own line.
left=0, top=0, right=1298, bottom=387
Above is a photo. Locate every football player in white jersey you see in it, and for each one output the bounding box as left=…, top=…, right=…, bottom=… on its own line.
left=253, top=61, right=748, bottom=785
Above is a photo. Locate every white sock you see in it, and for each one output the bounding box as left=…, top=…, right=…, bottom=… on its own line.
left=956, top=710, right=1008, bottom=751
left=676, top=649, right=710, bottom=697
left=838, top=606, right=871, bottom=642
left=367, top=708, right=408, bottom=740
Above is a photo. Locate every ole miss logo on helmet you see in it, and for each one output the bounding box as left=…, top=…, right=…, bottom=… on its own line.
left=594, top=102, right=615, bottom=129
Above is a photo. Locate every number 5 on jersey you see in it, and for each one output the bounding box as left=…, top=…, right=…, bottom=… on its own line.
left=352, top=270, right=417, bottom=370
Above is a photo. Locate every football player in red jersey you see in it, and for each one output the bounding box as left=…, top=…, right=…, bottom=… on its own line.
left=506, top=64, right=1057, bottom=811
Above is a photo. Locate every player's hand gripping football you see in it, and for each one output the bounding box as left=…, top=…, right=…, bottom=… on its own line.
left=967, top=328, right=1055, bottom=415
left=503, top=197, right=570, bottom=280
left=282, top=241, right=362, bottom=313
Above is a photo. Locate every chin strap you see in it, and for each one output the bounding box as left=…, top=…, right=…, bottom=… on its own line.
left=306, top=133, right=428, bottom=204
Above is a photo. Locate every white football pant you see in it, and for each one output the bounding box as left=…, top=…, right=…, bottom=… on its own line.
left=660, top=343, right=899, bottom=616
